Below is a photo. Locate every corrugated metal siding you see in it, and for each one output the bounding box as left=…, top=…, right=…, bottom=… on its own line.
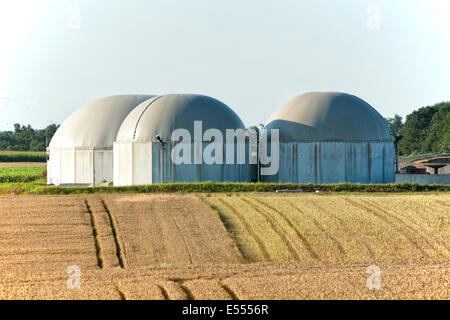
left=263, top=141, right=394, bottom=184
left=114, top=142, right=254, bottom=185
left=93, top=150, right=113, bottom=185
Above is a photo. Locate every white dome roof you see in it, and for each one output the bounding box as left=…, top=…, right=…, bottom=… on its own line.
left=116, top=94, right=245, bottom=142
left=49, top=95, right=154, bottom=149
left=265, top=92, right=391, bottom=143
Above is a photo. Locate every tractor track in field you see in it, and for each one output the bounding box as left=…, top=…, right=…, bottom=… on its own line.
left=114, top=286, right=126, bottom=300
left=362, top=198, right=449, bottom=256
left=240, top=197, right=303, bottom=261
left=219, top=279, right=239, bottom=300
left=286, top=200, right=347, bottom=260
left=217, top=198, right=271, bottom=262
left=250, top=197, right=320, bottom=261
left=1, top=193, right=449, bottom=300
left=344, top=198, right=429, bottom=259
left=171, top=216, right=194, bottom=264
left=308, top=201, right=376, bottom=260
left=157, top=285, right=170, bottom=300
left=101, top=199, right=127, bottom=268
left=84, top=199, right=103, bottom=269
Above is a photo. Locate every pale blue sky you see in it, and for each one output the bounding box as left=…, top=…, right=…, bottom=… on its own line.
left=0, top=0, right=449, bottom=130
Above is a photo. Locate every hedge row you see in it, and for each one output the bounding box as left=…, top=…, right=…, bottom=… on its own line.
left=23, top=182, right=449, bottom=195
left=0, top=152, right=46, bottom=162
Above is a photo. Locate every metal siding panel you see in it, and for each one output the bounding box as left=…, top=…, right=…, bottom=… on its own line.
left=117, top=143, right=132, bottom=186
left=345, top=143, right=369, bottom=183
left=384, top=142, right=395, bottom=182
left=75, top=150, right=92, bottom=184
left=61, top=150, right=75, bottom=184
left=133, top=143, right=152, bottom=185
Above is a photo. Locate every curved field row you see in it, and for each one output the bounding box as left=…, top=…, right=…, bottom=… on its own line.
left=0, top=261, right=448, bottom=300
left=0, top=193, right=448, bottom=300
left=102, top=194, right=242, bottom=267
left=202, top=194, right=450, bottom=263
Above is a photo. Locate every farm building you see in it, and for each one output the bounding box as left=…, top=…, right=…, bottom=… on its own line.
left=114, top=94, right=255, bottom=185
left=262, top=92, right=395, bottom=183
left=47, top=95, right=153, bottom=186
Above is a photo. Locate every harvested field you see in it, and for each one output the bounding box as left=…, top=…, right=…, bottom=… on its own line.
left=0, top=196, right=98, bottom=272
left=202, top=194, right=450, bottom=263
left=0, top=193, right=448, bottom=299
left=0, top=261, right=448, bottom=299
left=0, top=194, right=241, bottom=273
left=103, top=194, right=242, bottom=266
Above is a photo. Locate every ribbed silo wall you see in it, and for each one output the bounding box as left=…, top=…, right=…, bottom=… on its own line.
left=113, top=141, right=256, bottom=185
left=151, top=142, right=255, bottom=183
left=47, top=148, right=94, bottom=186
left=262, top=141, right=394, bottom=184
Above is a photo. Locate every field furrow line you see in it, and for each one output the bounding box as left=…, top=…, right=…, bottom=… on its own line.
left=157, top=285, right=170, bottom=300
left=84, top=199, right=103, bottom=269
left=250, top=197, right=319, bottom=261
left=171, top=217, right=194, bottom=264
left=173, top=279, right=195, bottom=300
left=115, top=286, right=126, bottom=300
left=309, top=201, right=375, bottom=259
left=219, top=279, right=239, bottom=300
left=240, top=197, right=302, bottom=261
left=287, top=200, right=347, bottom=259
left=344, top=198, right=428, bottom=259
left=363, top=199, right=449, bottom=255
left=101, top=199, right=127, bottom=268
left=217, top=198, right=271, bottom=262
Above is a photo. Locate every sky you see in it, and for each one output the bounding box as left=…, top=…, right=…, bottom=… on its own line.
left=0, top=0, right=449, bottom=130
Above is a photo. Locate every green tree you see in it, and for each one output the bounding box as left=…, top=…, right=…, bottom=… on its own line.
left=385, top=114, right=404, bottom=138
left=399, top=102, right=449, bottom=155
left=0, top=123, right=60, bottom=151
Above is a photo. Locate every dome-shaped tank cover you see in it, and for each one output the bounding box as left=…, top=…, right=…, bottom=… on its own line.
left=265, top=92, right=391, bottom=143
left=116, top=94, right=245, bottom=142
left=50, top=95, right=154, bottom=148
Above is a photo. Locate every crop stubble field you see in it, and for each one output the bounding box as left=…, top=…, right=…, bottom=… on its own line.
left=0, top=193, right=448, bottom=299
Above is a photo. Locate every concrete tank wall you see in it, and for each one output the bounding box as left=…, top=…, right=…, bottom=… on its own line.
left=47, top=148, right=112, bottom=186
left=113, top=141, right=256, bottom=186
left=262, top=141, right=394, bottom=184
left=395, top=174, right=450, bottom=185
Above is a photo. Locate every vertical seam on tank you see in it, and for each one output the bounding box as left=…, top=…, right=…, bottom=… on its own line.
left=132, top=95, right=163, bottom=140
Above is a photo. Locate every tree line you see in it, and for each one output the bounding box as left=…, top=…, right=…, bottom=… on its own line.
left=0, top=124, right=59, bottom=151
left=0, top=100, right=448, bottom=155
left=386, top=101, right=449, bottom=156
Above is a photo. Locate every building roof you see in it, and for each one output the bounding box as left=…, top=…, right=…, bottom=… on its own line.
left=49, top=95, right=154, bottom=149
left=116, top=94, right=245, bottom=142
left=265, top=92, right=392, bottom=143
